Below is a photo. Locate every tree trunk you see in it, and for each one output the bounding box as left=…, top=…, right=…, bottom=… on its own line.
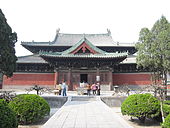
left=160, top=100, right=165, bottom=122
left=164, top=70, right=167, bottom=99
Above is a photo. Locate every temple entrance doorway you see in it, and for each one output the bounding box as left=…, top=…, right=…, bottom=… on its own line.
left=80, top=74, right=88, bottom=83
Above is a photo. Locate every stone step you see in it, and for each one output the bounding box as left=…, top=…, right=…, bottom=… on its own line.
left=71, top=96, right=99, bottom=101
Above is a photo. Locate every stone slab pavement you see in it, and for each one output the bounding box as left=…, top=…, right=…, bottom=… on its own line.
left=42, top=96, right=133, bottom=128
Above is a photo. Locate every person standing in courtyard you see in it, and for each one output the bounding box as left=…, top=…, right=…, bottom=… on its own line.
left=96, top=82, right=100, bottom=95
left=86, top=83, right=91, bottom=96
left=62, top=81, right=67, bottom=96
left=58, top=83, right=62, bottom=95
left=91, top=83, right=97, bottom=95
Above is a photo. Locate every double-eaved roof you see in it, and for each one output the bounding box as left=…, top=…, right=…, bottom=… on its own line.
left=21, top=29, right=135, bottom=47
left=19, top=30, right=137, bottom=64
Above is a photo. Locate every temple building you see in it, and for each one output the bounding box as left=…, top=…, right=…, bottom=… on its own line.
left=3, top=29, right=152, bottom=90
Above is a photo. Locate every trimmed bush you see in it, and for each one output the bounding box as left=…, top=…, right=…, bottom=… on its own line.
left=121, top=93, right=160, bottom=122
left=161, top=114, right=170, bottom=128
left=9, top=94, right=50, bottom=124
left=0, top=99, right=18, bottom=128
left=163, top=104, right=170, bottom=118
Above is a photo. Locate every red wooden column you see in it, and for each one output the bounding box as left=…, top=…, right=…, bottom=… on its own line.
left=0, top=73, right=3, bottom=89
left=67, top=68, right=72, bottom=90
left=109, top=68, right=113, bottom=90
left=54, top=68, right=59, bottom=88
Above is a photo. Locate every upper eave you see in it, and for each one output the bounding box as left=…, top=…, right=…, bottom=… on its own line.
left=21, top=41, right=51, bottom=46
left=21, top=41, right=135, bottom=47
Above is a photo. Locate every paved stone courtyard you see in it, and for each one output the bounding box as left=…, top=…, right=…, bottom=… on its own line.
left=42, top=96, right=133, bottom=128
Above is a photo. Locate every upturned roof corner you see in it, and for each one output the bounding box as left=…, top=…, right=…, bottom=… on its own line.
left=53, top=28, right=60, bottom=43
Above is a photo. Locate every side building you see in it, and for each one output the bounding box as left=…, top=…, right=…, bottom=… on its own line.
left=3, top=29, right=152, bottom=90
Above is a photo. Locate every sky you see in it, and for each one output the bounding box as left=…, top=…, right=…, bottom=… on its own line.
left=1, top=0, right=170, bottom=56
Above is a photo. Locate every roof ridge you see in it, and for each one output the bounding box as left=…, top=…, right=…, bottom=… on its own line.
left=58, top=33, right=110, bottom=36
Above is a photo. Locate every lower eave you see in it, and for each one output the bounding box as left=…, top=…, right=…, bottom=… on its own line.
left=40, top=55, right=127, bottom=60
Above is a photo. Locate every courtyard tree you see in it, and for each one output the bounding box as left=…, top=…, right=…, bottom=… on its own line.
left=136, top=16, right=170, bottom=93
left=0, top=9, right=17, bottom=77
left=135, top=16, right=170, bottom=122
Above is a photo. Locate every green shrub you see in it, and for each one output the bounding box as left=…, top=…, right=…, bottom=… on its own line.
left=163, top=100, right=170, bottom=105
left=9, top=94, right=50, bottom=125
left=121, top=93, right=160, bottom=122
left=163, top=104, right=170, bottom=117
left=0, top=99, right=18, bottom=128
left=161, top=114, right=170, bottom=128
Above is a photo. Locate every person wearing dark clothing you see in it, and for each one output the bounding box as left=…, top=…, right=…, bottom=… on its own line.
left=96, top=83, right=100, bottom=95
left=58, top=83, right=62, bottom=95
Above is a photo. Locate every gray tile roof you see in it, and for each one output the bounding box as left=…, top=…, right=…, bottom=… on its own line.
left=21, top=32, right=117, bottom=47
left=17, top=54, right=47, bottom=63
left=21, top=30, right=136, bottom=47
left=53, top=33, right=115, bottom=46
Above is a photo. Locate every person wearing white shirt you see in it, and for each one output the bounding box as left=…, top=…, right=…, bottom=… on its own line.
left=62, top=81, right=67, bottom=96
